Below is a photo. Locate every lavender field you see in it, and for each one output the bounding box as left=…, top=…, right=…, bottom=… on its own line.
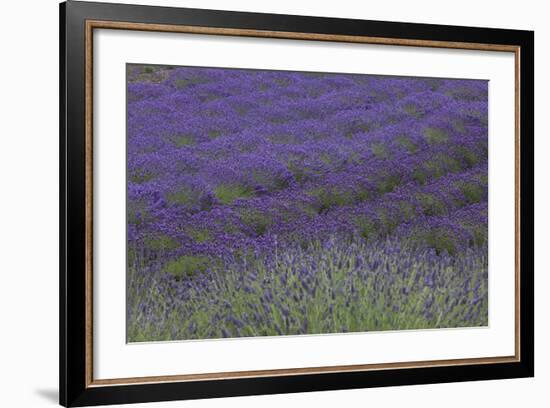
left=126, top=64, right=488, bottom=342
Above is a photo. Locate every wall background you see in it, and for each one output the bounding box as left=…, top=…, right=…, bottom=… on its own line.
left=0, top=0, right=544, bottom=407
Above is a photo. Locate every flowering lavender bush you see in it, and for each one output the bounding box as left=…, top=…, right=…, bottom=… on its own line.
left=126, top=64, right=488, bottom=342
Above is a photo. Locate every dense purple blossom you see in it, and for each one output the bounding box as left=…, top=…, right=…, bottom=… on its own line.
left=126, top=64, right=488, bottom=342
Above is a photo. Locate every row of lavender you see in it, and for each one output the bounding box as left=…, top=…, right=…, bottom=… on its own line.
left=126, top=65, right=488, bottom=341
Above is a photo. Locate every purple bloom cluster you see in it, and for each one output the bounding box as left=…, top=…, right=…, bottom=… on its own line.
left=126, top=64, right=488, bottom=342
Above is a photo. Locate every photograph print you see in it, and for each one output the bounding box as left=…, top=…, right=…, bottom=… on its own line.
left=126, top=64, right=489, bottom=343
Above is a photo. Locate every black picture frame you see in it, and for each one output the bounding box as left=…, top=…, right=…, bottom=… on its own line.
left=60, top=1, right=534, bottom=406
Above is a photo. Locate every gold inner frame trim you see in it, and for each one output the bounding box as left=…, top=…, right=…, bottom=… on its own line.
left=84, top=19, right=521, bottom=388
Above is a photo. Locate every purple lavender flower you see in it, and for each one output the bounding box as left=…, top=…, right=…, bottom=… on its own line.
left=126, top=64, right=488, bottom=342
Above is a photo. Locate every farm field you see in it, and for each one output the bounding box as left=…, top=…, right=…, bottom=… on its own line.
left=126, top=65, right=488, bottom=342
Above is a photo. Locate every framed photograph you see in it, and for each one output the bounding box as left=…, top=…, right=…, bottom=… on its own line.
left=60, top=1, right=534, bottom=406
